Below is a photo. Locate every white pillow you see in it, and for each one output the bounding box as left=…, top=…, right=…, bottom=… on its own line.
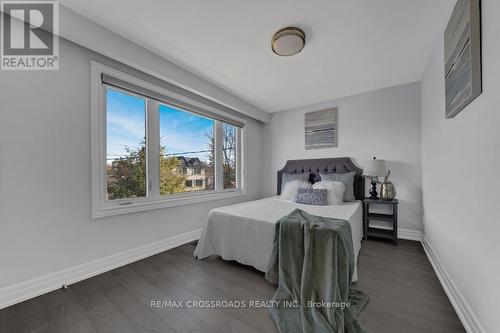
left=281, top=180, right=312, bottom=201
left=312, top=181, right=345, bottom=205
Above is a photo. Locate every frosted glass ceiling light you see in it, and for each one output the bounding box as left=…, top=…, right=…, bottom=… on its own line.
left=272, top=27, right=306, bottom=56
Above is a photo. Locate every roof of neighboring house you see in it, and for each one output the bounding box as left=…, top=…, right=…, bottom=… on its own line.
left=177, top=156, right=205, bottom=168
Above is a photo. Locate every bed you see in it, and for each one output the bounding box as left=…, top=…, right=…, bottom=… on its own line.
left=194, top=157, right=365, bottom=281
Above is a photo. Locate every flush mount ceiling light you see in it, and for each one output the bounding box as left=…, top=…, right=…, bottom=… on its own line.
left=271, top=27, right=306, bottom=56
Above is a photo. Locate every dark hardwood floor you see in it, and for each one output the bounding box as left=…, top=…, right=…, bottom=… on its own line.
left=0, top=240, right=465, bottom=333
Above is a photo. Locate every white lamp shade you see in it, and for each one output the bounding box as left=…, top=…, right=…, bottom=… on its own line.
left=363, top=159, right=387, bottom=177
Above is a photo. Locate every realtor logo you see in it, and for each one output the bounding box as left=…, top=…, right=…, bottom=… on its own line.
left=1, top=1, right=59, bottom=70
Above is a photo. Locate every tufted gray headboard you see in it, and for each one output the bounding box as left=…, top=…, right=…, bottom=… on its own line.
left=276, top=157, right=365, bottom=200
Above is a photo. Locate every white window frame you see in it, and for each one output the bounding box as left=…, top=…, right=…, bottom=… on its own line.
left=91, top=61, right=246, bottom=218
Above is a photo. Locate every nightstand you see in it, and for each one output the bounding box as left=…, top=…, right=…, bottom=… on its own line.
left=363, top=198, right=399, bottom=245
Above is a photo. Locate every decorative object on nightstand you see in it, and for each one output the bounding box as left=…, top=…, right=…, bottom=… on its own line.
left=363, top=198, right=399, bottom=245
left=380, top=170, right=396, bottom=200
left=362, top=157, right=387, bottom=199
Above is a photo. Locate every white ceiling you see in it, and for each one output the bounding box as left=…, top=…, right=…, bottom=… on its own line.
left=60, top=0, right=455, bottom=112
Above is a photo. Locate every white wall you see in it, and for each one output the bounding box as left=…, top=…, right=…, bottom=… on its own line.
left=0, top=38, right=263, bottom=290
left=421, top=1, right=500, bottom=332
left=261, top=82, right=422, bottom=232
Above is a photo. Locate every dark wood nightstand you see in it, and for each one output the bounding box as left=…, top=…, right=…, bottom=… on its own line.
left=363, top=198, right=399, bottom=245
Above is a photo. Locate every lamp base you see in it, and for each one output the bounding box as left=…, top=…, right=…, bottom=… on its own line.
left=369, top=179, right=379, bottom=199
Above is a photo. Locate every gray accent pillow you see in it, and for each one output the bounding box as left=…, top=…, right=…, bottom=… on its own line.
left=281, top=173, right=309, bottom=191
left=294, top=188, right=328, bottom=206
left=319, top=171, right=356, bottom=201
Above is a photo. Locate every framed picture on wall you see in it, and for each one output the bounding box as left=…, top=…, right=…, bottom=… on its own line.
left=444, top=0, right=482, bottom=119
left=305, top=108, right=337, bottom=149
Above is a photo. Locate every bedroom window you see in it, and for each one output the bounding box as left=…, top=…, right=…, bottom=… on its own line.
left=223, top=123, right=238, bottom=189
left=106, top=88, right=147, bottom=200
left=159, top=104, right=215, bottom=194
left=91, top=62, right=245, bottom=218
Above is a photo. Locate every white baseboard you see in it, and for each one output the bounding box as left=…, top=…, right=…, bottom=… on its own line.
left=421, top=235, right=486, bottom=333
left=398, top=228, right=422, bottom=241
left=0, top=228, right=202, bottom=310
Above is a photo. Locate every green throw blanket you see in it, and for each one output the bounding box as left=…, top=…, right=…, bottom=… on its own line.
left=265, top=209, right=369, bottom=333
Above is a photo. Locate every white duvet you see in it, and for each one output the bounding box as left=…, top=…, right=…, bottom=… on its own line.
left=194, top=196, right=363, bottom=281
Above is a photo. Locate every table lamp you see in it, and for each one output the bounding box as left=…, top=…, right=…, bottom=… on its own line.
left=363, top=157, right=387, bottom=199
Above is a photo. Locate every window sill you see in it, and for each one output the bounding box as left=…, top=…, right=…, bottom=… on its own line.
left=92, top=190, right=246, bottom=219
